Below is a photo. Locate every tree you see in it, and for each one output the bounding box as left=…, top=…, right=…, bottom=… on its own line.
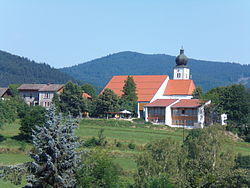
left=134, top=125, right=249, bottom=187
left=81, top=83, right=97, bottom=98
left=55, top=81, right=87, bottom=117
left=120, top=76, right=138, bottom=114
left=76, top=149, right=121, bottom=188
left=95, top=88, right=119, bottom=117
left=181, top=125, right=236, bottom=187
left=134, top=138, right=179, bottom=187
left=192, top=86, right=203, bottom=99
left=19, top=106, right=46, bottom=142
left=204, top=85, right=250, bottom=140
left=8, top=84, right=20, bottom=97
left=0, top=96, right=28, bottom=127
left=27, top=105, right=80, bottom=188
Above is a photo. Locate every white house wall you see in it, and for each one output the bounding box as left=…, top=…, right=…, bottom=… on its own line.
left=158, top=95, right=193, bottom=100
left=39, top=91, right=55, bottom=108
left=150, top=77, right=169, bottom=102
left=197, top=106, right=205, bottom=128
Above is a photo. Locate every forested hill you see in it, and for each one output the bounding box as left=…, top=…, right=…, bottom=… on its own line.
left=60, top=51, right=250, bottom=91
left=0, top=50, right=76, bottom=87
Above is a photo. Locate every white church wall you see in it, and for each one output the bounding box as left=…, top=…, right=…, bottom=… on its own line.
left=173, top=67, right=190, bottom=80
left=150, top=77, right=169, bottom=102
left=158, top=95, right=193, bottom=100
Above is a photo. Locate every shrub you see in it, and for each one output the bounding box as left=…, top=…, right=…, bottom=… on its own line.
left=83, top=137, right=99, bottom=147
left=132, top=118, right=145, bottom=124
left=83, top=129, right=107, bottom=147
left=76, top=149, right=121, bottom=188
left=116, top=142, right=122, bottom=148
left=128, top=143, right=136, bottom=150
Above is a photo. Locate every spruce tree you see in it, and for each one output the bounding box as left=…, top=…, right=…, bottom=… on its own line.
left=120, top=76, right=138, bottom=114
left=28, top=105, right=80, bottom=188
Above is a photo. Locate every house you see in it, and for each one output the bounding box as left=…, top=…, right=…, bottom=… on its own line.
left=0, top=88, right=11, bottom=99
left=18, top=84, right=64, bottom=108
left=104, top=48, right=211, bottom=128
left=144, top=99, right=210, bottom=128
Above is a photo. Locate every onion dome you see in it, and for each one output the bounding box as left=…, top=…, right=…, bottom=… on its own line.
left=175, top=48, right=188, bottom=66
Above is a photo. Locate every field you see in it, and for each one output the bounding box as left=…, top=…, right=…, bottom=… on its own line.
left=0, top=119, right=250, bottom=187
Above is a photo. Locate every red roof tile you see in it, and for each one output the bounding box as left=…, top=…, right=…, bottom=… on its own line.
left=144, top=99, right=178, bottom=107
left=103, top=75, right=168, bottom=102
left=172, top=99, right=202, bottom=108
left=82, top=92, right=92, bottom=99
left=164, top=80, right=196, bottom=96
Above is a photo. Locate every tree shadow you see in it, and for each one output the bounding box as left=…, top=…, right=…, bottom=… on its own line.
left=0, top=134, right=6, bottom=142
left=12, top=135, right=31, bottom=143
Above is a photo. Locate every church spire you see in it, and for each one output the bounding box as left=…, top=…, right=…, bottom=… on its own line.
left=173, top=48, right=190, bottom=80
left=175, top=47, right=188, bottom=66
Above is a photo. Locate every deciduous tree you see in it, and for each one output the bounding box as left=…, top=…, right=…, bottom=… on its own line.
left=55, top=81, right=87, bottom=117
left=95, top=88, right=119, bottom=117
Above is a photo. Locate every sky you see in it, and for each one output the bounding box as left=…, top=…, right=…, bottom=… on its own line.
left=0, top=0, right=250, bottom=68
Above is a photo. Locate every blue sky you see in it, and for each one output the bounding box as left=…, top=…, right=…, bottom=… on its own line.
left=0, top=0, right=250, bottom=68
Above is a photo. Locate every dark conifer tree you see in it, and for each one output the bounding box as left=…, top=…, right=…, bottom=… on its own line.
left=120, top=76, right=138, bottom=114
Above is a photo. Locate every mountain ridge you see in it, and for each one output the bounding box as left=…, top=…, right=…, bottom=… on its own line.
left=60, top=51, right=250, bottom=91
left=0, top=50, right=76, bottom=87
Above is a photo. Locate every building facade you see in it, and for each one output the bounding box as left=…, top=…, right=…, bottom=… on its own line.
left=104, top=48, right=210, bottom=128
left=18, top=84, right=64, bottom=108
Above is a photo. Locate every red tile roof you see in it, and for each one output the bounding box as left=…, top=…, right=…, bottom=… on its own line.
left=172, top=99, right=203, bottom=108
left=82, top=92, right=92, bottom=99
left=104, top=75, right=168, bottom=102
left=164, top=80, right=196, bottom=96
left=144, top=99, right=178, bottom=107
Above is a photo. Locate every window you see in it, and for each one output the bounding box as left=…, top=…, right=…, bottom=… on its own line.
left=44, top=93, right=50, bottom=99
left=44, top=102, right=50, bottom=107
left=177, top=73, right=181, bottom=78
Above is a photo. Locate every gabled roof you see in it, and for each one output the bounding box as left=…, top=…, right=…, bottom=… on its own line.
left=18, top=84, right=64, bottom=92
left=103, top=75, right=168, bottom=102
left=82, top=92, right=92, bottom=99
left=164, top=80, right=195, bottom=96
left=18, top=84, right=45, bottom=91
left=39, top=84, right=64, bottom=92
left=144, top=99, right=178, bottom=107
left=145, top=99, right=204, bottom=108
left=172, top=99, right=203, bottom=108
left=0, top=88, right=9, bottom=97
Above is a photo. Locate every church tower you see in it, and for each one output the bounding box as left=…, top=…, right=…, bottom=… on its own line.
left=173, top=48, right=190, bottom=80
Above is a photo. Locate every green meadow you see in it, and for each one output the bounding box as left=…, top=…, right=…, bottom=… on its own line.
left=0, top=119, right=250, bottom=187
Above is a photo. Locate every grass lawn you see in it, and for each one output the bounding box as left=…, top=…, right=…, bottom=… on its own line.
left=0, top=118, right=250, bottom=187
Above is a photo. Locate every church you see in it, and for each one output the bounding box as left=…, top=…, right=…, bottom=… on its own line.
left=104, top=49, right=210, bottom=128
